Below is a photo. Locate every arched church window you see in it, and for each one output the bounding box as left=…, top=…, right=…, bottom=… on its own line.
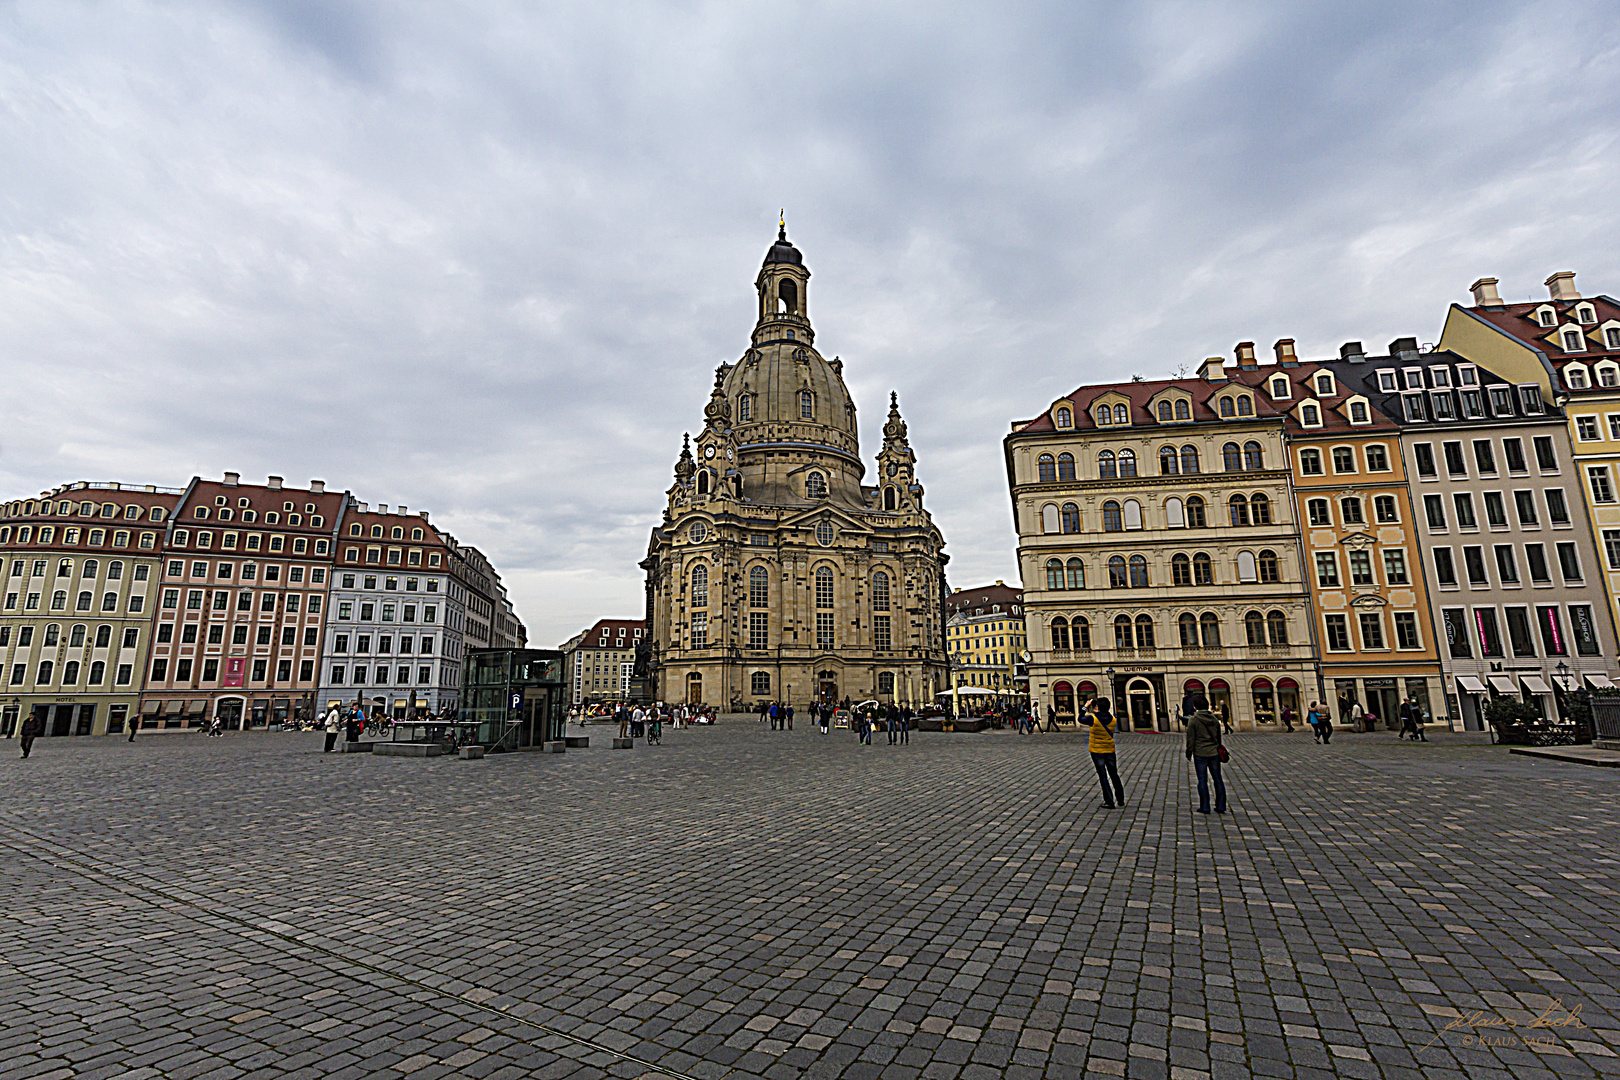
left=815, top=567, right=834, bottom=608
left=778, top=278, right=798, bottom=314
left=806, top=472, right=827, bottom=498
left=872, top=571, right=891, bottom=611
left=883, top=486, right=898, bottom=511
left=690, top=564, right=708, bottom=608
left=800, top=391, right=814, bottom=419
left=738, top=395, right=752, bottom=421
left=749, top=566, right=769, bottom=607
left=696, top=470, right=710, bottom=495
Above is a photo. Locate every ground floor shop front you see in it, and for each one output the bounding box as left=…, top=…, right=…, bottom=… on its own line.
left=1443, top=662, right=1619, bottom=732
left=135, top=692, right=319, bottom=730
left=0, top=694, right=140, bottom=738
left=1320, top=667, right=1447, bottom=732
left=656, top=655, right=947, bottom=710
left=1029, top=658, right=1316, bottom=732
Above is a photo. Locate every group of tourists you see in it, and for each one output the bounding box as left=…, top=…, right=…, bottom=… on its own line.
left=1083, top=693, right=1230, bottom=814
left=849, top=701, right=912, bottom=745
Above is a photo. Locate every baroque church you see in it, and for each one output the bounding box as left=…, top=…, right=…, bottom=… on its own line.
left=641, top=225, right=950, bottom=708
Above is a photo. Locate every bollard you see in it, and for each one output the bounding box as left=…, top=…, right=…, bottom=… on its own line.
left=611, top=737, right=634, bottom=749
left=542, top=741, right=566, bottom=754
left=459, top=746, right=485, bottom=760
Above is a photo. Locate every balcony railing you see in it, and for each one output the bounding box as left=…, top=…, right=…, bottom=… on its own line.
left=1180, top=645, right=1225, bottom=659
left=1245, top=644, right=1294, bottom=658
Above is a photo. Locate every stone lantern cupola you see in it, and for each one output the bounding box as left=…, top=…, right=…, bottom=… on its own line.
left=754, top=219, right=813, bottom=348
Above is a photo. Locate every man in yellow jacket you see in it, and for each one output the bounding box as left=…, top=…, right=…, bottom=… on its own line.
left=1087, top=697, right=1126, bottom=810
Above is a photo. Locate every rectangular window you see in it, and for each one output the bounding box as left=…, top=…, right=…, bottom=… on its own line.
left=1374, top=495, right=1398, bottom=523
left=1556, top=542, right=1582, bottom=582
left=1506, top=607, right=1536, bottom=658
left=115, top=664, right=132, bottom=686
left=1577, top=416, right=1600, bottom=441
left=417, top=665, right=431, bottom=684
left=690, top=612, right=708, bottom=647
left=1394, top=612, right=1420, bottom=649
left=176, top=658, right=193, bottom=681
left=252, top=659, right=266, bottom=681
left=1323, top=614, right=1350, bottom=651
left=1307, top=499, right=1331, bottom=525
left=1494, top=545, right=1519, bottom=584
left=1358, top=612, right=1385, bottom=649
left=331, top=665, right=346, bottom=684
left=1611, top=414, right=1620, bottom=440
left=1604, top=529, right=1620, bottom=569
left=873, top=614, right=891, bottom=649
left=1511, top=490, right=1537, bottom=527
left=1525, top=543, right=1550, bottom=582
left=1536, top=605, right=1567, bottom=656
left=1545, top=488, right=1570, bottom=525
left=300, top=660, right=315, bottom=681
left=1483, top=492, right=1507, bottom=528
left=1490, top=387, right=1515, bottom=415
left=1532, top=435, right=1557, bottom=471
left=202, top=658, right=219, bottom=682
left=816, top=611, right=834, bottom=649
left=1473, top=440, right=1496, bottom=474
left=186, top=590, right=203, bottom=609
left=1463, top=546, right=1488, bottom=585
left=1349, top=550, right=1374, bottom=585
left=1424, top=494, right=1446, bottom=530
left=1382, top=549, right=1408, bottom=584
left=162, top=589, right=178, bottom=609
left=1341, top=498, right=1364, bottom=524
left=1443, top=442, right=1466, bottom=476
left=1315, top=552, right=1339, bottom=587
left=1454, top=493, right=1476, bottom=529
left=1433, top=547, right=1457, bottom=587
left=1475, top=608, right=1503, bottom=657
left=1521, top=386, right=1545, bottom=414
left=1589, top=466, right=1615, bottom=503
left=1460, top=389, right=1484, bottom=418
left=1571, top=604, right=1602, bottom=656
left=749, top=611, right=768, bottom=648
left=1441, top=608, right=1470, bottom=658
left=1413, top=443, right=1436, bottom=478
left=150, top=658, right=168, bottom=681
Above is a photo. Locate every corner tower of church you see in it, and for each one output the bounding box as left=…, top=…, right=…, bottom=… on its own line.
left=642, top=226, right=949, bottom=709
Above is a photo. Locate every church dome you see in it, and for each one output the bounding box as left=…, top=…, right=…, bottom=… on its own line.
left=763, top=225, right=803, bottom=267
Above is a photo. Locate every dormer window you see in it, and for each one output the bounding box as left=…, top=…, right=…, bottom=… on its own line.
left=1235, top=395, right=1252, bottom=416
left=1402, top=368, right=1424, bottom=390
left=1271, top=378, right=1290, bottom=399
left=1175, top=399, right=1190, bottom=419
left=1566, top=366, right=1589, bottom=390
left=1094, top=405, right=1109, bottom=425
left=1537, top=308, right=1557, bottom=327
left=1314, top=374, right=1334, bottom=396
left=1219, top=397, right=1234, bottom=417
left=1519, top=385, right=1545, bottom=414
left=738, top=395, right=752, bottom=421
left=1457, top=365, right=1478, bottom=386
left=1054, top=406, right=1072, bottom=428
left=1377, top=370, right=1396, bottom=392
left=1599, top=364, right=1620, bottom=388
left=1607, top=328, right=1620, bottom=350
left=1113, top=404, right=1129, bottom=424
left=1563, top=328, right=1587, bottom=352
left=1577, top=305, right=1596, bottom=323
left=1300, top=404, right=1320, bottom=426
left=1428, top=367, right=1450, bottom=387
left=1349, top=401, right=1369, bottom=424
left=1158, top=401, right=1173, bottom=420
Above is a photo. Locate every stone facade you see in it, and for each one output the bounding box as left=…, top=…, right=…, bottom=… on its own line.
left=643, top=227, right=949, bottom=709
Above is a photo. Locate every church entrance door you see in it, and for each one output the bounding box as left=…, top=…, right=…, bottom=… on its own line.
left=817, top=670, right=838, bottom=703
left=685, top=673, right=702, bottom=705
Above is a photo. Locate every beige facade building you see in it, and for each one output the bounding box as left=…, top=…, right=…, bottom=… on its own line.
left=643, top=226, right=949, bottom=708
left=0, top=483, right=180, bottom=737
left=563, top=618, right=645, bottom=704
left=1006, top=348, right=1316, bottom=730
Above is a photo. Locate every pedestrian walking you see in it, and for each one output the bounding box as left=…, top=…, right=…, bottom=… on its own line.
left=18, top=713, right=41, bottom=758
left=1218, top=700, right=1234, bottom=735
left=1087, top=697, right=1125, bottom=810
left=887, top=706, right=898, bottom=745
left=1399, top=696, right=1427, bottom=741
left=127, top=712, right=141, bottom=742
left=1349, top=699, right=1365, bottom=733
left=1045, top=704, right=1057, bottom=732
left=786, top=703, right=794, bottom=731
left=1306, top=701, right=1323, bottom=744
left=1318, top=705, right=1333, bottom=745
left=1280, top=704, right=1294, bottom=733
left=323, top=705, right=341, bottom=752
left=898, top=709, right=910, bottom=745
left=1184, top=693, right=1227, bottom=815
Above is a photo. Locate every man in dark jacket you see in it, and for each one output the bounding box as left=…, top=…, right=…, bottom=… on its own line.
left=1183, top=694, right=1227, bottom=814
left=18, top=713, right=42, bottom=758
left=1398, top=697, right=1427, bottom=741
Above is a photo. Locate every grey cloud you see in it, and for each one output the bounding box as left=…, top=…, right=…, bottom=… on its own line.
left=2, top=1, right=1618, bottom=644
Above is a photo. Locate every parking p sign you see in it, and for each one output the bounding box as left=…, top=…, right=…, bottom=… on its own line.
left=510, top=693, right=523, bottom=710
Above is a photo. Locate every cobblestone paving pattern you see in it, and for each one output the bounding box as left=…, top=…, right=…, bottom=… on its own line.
left=2, top=721, right=1619, bottom=1080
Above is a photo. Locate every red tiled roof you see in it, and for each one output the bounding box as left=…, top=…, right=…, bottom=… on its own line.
left=945, top=582, right=1022, bottom=617
left=178, top=479, right=347, bottom=532
left=338, top=505, right=450, bottom=550
left=581, top=618, right=646, bottom=643
left=1221, top=362, right=1402, bottom=435
left=1011, top=372, right=1288, bottom=434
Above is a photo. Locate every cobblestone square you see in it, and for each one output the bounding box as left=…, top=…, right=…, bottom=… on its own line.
left=3, top=722, right=1620, bottom=1080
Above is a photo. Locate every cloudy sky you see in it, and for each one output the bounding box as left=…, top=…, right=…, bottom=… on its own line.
left=3, top=2, right=1619, bottom=645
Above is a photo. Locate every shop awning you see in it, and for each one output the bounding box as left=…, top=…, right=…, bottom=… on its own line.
left=188, top=699, right=208, bottom=714
left=1456, top=675, right=1489, bottom=694
left=1487, top=675, right=1518, bottom=694
left=1586, top=673, right=1616, bottom=690
left=1521, top=675, right=1553, bottom=694
left=1551, top=673, right=1579, bottom=692
left=140, top=700, right=161, bottom=714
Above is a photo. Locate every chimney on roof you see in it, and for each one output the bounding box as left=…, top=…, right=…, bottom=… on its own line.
left=1273, top=338, right=1297, bottom=365
left=359, top=501, right=369, bottom=512
left=1339, top=341, right=1365, bottom=362
left=267, top=476, right=283, bottom=490
left=1470, top=277, right=1504, bottom=307
left=1234, top=341, right=1257, bottom=367
left=398, top=505, right=407, bottom=516
left=379, top=504, right=388, bottom=514
left=1390, top=337, right=1420, bottom=360
left=1546, top=271, right=1579, bottom=302
left=1198, top=357, right=1227, bottom=382
left=419, top=511, right=430, bottom=521
left=309, top=480, right=325, bottom=493
left=223, top=472, right=240, bottom=487
left=144, top=485, right=155, bottom=493
left=108, top=482, right=120, bottom=490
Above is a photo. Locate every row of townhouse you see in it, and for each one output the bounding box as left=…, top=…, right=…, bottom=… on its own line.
left=1006, top=271, right=1620, bottom=733
left=0, top=473, right=525, bottom=737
